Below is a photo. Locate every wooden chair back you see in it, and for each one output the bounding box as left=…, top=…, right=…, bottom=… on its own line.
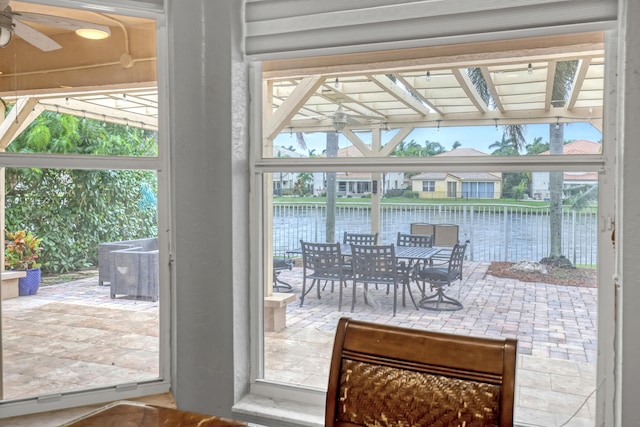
left=434, top=223, right=459, bottom=246
left=410, top=223, right=460, bottom=247
left=326, top=317, right=517, bottom=427
left=410, top=223, right=434, bottom=237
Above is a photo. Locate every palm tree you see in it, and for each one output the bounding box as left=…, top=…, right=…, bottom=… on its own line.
left=547, top=60, right=578, bottom=263
left=325, top=132, right=339, bottom=243
left=469, top=63, right=578, bottom=264
left=468, top=68, right=527, bottom=151
left=488, top=135, right=518, bottom=156
left=424, top=140, right=446, bottom=156
left=526, top=136, right=548, bottom=155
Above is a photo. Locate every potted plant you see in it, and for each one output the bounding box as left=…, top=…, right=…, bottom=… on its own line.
left=5, top=230, right=44, bottom=296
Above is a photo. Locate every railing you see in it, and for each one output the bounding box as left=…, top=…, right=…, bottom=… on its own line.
left=273, top=201, right=598, bottom=266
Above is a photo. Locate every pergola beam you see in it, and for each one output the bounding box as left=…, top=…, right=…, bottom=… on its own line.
left=480, top=66, right=505, bottom=113
left=265, top=75, right=326, bottom=139
left=545, top=60, right=557, bottom=111
left=369, top=74, right=430, bottom=116
left=567, top=58, right=592, bottom=111
left=286, top=106, right=602, bottom=133
left=452, top=68, right=488, bottom=114
left=0, top=97, right=42, bottom=149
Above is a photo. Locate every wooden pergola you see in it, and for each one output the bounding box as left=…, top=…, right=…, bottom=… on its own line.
left=263, top=32, right=604, bottom=146
left=259, top=32, right=605, bottom=307
left=0, top=1, right=157, bottom=144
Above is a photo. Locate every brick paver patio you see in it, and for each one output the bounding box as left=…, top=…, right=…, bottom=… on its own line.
left=267, top=261, right=598, bottom=427
left=0, top=262, right=598, bottom=426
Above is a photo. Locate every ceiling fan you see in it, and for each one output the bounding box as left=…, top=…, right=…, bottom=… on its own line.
left=330, top=102, right=384, bottom=132
left=0, top=0, right=111, bottom=52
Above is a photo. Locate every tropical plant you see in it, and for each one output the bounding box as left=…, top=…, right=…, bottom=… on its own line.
left=526, top=136, right=549, bottom=155
left=5, top=230, right=43, bottom=270
left=5, top=112, right=158, bottom=273
left=294, top=172, right=313, bottom=195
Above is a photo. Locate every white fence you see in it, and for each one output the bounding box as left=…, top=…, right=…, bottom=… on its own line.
left=273, top=202, right=598, bottom=266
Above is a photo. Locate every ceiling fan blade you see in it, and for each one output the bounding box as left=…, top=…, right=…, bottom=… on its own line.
left=15, top=12, right=111, bottom=36
left=349, top=113, right=384, bottom=121
left=13, top=20, right=61, bottom=51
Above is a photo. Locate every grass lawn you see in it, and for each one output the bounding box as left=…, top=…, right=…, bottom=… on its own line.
left=275, top=195, right=553, bottom=207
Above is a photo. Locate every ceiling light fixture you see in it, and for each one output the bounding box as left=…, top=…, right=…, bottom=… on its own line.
left=528, top=63, right=533, bottom=74
left=0, top=24, right=12, bottom=48
left=426, top=71, right=431, bottom=81
left=332, top=105, right=347, bottom=132
left=555, top=117, right=560, bottom=130
left=75, top=28, right=110, bottom=40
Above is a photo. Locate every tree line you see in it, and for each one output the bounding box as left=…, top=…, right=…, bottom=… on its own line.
left=5, top=112, right=158, bottom=273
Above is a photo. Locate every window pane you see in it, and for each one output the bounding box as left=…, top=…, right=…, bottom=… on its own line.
left=261, top=33, right=606, bottom=425
left=2, top=168, right=159, bottom=400
left=264, top=168, right=598, bottom=424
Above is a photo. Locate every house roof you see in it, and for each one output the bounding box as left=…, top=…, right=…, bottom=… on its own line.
left=564, top=172, right=599, bottom=181
left=434, top=147, right=489, bottom=157
left=412, top=171, right=501, bottom=181
left=411, top=172, right=448, bottom=180
left=412, top=148, right=499, bottom=181
left=337, top=145, right=365, bottom=157
left=540, top=140, right=602, bottom=155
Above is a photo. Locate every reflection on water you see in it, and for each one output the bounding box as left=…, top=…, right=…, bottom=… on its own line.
left=273, top=202, right=597, bottom=265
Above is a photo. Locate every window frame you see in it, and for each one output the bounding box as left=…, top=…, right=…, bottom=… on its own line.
left=243, top=31, right=617, bottom=427
left=0, top=0, right=170, bottom=418
left=422, top=180, right=435, bottom=192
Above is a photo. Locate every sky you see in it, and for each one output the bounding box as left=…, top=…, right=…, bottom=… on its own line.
left=274, top=122, right=603, bottom=155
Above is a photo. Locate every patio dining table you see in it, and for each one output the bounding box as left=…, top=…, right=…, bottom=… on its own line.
left=287, top=244, right=441, bottom=262
left=288, top=243, right=441, bottom=311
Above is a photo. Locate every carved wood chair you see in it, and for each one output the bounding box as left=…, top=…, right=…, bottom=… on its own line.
left=326, top=317, right=518, bottom=427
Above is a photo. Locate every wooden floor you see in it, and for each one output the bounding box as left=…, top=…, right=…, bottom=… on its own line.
left=2, top=393, right=176, bottom=427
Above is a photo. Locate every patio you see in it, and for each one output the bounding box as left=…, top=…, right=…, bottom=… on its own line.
left=1, top=262, right=598, bottom=426
left=268, top=261, right=598, bottom=427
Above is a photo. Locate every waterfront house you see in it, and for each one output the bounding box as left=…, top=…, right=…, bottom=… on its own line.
left=411, top=148, right=502, bottom=199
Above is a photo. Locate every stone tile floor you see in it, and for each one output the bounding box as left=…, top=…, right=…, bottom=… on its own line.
left=0, top=262, right=598, bottom=426
left=1, top=277, right=159, bottom=401
left=267, top=261, right=598, bottom=427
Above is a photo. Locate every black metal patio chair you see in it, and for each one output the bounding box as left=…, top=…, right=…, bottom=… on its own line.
left=350, top=244, right=417, bottom=316
left=416, top=241, right=468, bottom=311
left=300, top=240, right=351, bottom=310
left=273, top=256, right=294, bottom=292
left=343, top=231, right=378, bottom=245
left=396, top=231, right=434, bottom=297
